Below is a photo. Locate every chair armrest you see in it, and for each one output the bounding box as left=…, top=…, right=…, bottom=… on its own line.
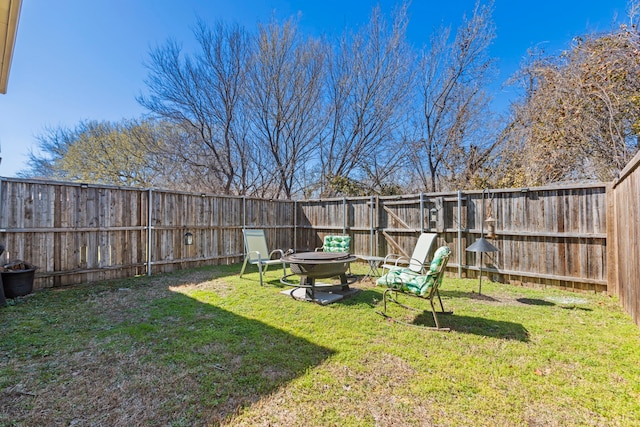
left=315, top=246, right=323, bottom=252
left=384, top=255, right=425, bottom=270
left=404, top=257, right=428, bottom=273
left=382, top=253, right=402, bottom=264
left=269, top=249, right=285, bottom=260
left=247, top=250, right=263, bottom=262
left=392, top=256, right=412, bottom=267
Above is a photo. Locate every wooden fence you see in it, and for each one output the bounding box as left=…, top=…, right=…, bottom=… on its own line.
left=297, top=184, right=608, bottom=293
left=608, top=150, right=640, bottom=327
left=0, top=179, right=295, bottom=289
left=0, top=177, right=608, bottom=296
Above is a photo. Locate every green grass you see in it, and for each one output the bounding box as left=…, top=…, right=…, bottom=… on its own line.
left=1, top=263, right=639, bottom=426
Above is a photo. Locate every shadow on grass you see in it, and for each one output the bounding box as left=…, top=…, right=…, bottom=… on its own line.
left=139, top=293, right=336, bottom=422
left=412, top=311, right=530, bottom=341
left=517, top=298, right=556, bottom=306
left=560, top=305, right=593, bottom=312
left=1, top=266, right=335, bottom=426
left=364, top=287, right=529, bottom=341
left=441, top=289, right=500, bottom=302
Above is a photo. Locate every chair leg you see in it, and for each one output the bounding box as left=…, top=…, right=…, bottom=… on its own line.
left=240, top=257, right=249, bottom=278
left=429, top=298, right=441, bottom=330
left=383, top=288, right=390, bottom=314
left=376, top=288, right=450, bottom=331
left=436, top=290, right=444, bottom=311
left=375, top=288, right=393, bottom=317
left=434, top=289, right=453, bottom=314
left=258, top=263, right=264, bottom=286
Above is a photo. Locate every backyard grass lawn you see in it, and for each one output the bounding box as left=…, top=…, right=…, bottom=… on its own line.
left=1, top=263, right=639, bottom=426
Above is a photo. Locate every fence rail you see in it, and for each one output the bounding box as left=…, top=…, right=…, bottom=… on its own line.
left=0, top=177, right=609, bottom=297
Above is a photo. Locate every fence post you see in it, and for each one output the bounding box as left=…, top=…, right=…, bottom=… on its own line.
left=343, top=197, right=347, bottom=235
left=242, top=196, right=246, bottom=229
left=147, top=188, right=153, bottom=277
left=294, top=200, right=298, bottom=252
left=376, top=196, right=381, bottom=255
left=458, top=190, right=463, bottom=278
left=419, top=192, right=424, bottom=233
left=606, top=184, right=618, bottom=297
left=369, top=195, right=375, bottom=256
left=0, top=178, right=4, bottom=264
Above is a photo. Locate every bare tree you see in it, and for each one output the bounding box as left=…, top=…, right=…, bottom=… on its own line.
left=21, top=125, right=73, bottom=180
left=498, top=1, right=640, bottom=186
left=320, top=4, right=414, bottom=196
left=410, top=0, right=497, bottom=192
left=138, top=20, right=252, bottom=194
left=245, top=18, right=326, bottom=199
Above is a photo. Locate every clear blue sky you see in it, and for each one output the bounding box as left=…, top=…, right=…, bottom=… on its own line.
left=0, top=0, right=630, bottom=178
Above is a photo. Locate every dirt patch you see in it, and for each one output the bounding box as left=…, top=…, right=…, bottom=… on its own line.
left=226, top=353, right=438, bottom=426
left=173, top=278, right=236, bottom=298
left=2, top=344, right=202, bottom=426
left=544, top=296, right=589, bottom=305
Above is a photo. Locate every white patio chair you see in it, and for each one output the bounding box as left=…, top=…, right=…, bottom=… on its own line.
left=380, top=232, right=437, bottom=276
left=239, top=229, right=287, bottom=286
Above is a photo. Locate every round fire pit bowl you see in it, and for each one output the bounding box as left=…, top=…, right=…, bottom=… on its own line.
left=280, top=251, right=358, bottom=304
left=282, top=251, right=356, bottom=280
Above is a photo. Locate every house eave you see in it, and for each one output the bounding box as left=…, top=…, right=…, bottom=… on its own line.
left=0, top=0, right=22, bottom=94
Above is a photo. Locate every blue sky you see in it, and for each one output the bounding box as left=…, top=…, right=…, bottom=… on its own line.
left=0, top=0, right=630, bottom=178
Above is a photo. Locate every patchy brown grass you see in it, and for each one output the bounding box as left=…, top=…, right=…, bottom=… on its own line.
left=227, top=353, right=437, bottom=427
left=1, top=263, right=639, bottom=426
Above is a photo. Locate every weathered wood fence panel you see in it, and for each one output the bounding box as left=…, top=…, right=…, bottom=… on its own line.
left=0, top=177, right=610, bottom=296
left=0, top=181, right=150, bottom=288
left=466, top=186, right=607, bottom=292
left=297, top=185, right=608, bottom=293
left=146, top=192, right=295, bottom=274
left=243, top=197, right=295, bottom=253
left=608, top=151, right=640, bottom=327
left=0, top=179, right=296, bottom=290
left=295, top=197, right=373, bottom=252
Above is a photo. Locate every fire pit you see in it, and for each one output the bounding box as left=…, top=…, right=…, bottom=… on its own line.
left=280, top=251, right=358, bottom=304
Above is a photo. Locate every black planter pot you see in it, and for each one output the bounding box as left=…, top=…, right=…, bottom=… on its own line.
left=2, top=268, right=36, bottom=298
left=0, top=244, right=5, bottom=306
left=0, top=274, right=6, bottom=306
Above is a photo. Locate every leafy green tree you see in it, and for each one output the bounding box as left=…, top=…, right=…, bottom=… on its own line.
left=23, top=120, right=172, bottom=188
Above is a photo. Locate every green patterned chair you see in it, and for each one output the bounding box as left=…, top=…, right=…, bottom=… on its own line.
left=316, top=235, right=351, bottom=253
left=316, top=235, right=352, bottom=275
left=376, top=246, right=452, bottom=330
